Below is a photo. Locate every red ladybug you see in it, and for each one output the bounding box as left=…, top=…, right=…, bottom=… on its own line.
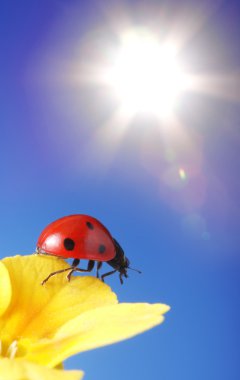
left=36, top=214, right=140, bottom=285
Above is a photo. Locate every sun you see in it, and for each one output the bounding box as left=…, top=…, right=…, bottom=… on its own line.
left=104, top=29, right=189, bottom=119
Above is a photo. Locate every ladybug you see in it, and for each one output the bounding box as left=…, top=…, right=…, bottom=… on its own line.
left=36, top=214, right=140, bottom=285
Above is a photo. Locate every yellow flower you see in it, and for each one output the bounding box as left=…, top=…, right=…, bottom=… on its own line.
left=0, top=255, right=170, bottom=378
left=0, top=359, right=82, bottom=380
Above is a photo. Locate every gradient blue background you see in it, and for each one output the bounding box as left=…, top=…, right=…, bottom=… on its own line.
left=1, top=1, right=240, bottom=379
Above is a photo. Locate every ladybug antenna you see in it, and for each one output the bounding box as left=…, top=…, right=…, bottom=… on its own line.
left=128, top=266, right=142, bottom=274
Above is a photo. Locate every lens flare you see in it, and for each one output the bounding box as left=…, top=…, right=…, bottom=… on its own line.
left=179, top=168, right=187, bottom=180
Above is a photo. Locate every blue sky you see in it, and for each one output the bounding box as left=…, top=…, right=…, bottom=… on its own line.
left=1, top=0, right=240, bottom=379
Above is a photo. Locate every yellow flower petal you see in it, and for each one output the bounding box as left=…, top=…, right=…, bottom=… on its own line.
left=0, top=255, right=170, bottom=369
left=26, top=303, right=170, bottom=367
left=0, top=255, right=117, bottom=340
left=0, top=262, right=11, bottom=317
left=0, top=358, right=83, bottom=380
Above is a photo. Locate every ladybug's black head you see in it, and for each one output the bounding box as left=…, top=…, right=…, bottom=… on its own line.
left=107, top=239, right=140, bottom=284
left=118, top=255, right=131, bottom=285
left=107, top=239, right=129, bottom=284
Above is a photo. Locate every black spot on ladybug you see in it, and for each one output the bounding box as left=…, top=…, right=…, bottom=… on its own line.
left=86, top=221, right=94, bottom=230
left=63, top=238, right=75, bottom=251
left=98, top=244, right=106, bottom=254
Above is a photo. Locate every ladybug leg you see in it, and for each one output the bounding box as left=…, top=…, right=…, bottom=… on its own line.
left=101, top=269, right=117, bottom=283
left=96, top=262, right=102, bottom=278
left=70, top=260, right=95, bottom=278
left=119, top=272, right=128, bottom=285
left=66, top=258, right=80, bottom=282
left=41, top=267, right=76, bottom=285
left=42, top=260, right=95, bottom=285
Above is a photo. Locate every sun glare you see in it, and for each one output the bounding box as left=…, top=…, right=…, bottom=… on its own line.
left=105, top=29, right=188, bottom=118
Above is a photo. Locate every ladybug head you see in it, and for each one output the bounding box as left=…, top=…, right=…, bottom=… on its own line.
left=118, top=255, right=141, bottom=284
left=107, top=239, right=141, bottom=284
left=118, top=256, right=130, bottom=284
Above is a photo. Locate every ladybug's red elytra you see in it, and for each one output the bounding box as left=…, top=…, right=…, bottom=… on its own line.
left=36, top=214, right=140, bottom=285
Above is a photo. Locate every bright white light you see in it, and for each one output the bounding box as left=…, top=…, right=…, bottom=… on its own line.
left=106, top=29, right=188, bottom=118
